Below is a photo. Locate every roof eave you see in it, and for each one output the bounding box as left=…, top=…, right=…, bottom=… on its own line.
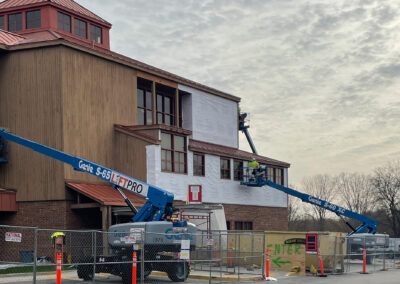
left=6, top=38, right=241, bottom=102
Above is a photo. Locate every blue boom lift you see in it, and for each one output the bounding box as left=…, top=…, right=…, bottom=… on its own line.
left=0, top=128, right=195, bottom=283
left=239, top=112, right=378, bottom=235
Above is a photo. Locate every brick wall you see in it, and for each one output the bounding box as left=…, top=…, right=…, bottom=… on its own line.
left=224, top=204, right=288, bottom=231
left=0, top=201, right=101, bottom=229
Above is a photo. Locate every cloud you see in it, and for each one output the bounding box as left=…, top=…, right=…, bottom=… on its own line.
left=77, top=0, right=400, bottom=183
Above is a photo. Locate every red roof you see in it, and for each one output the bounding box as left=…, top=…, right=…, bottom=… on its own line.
left=0, top=29, right=25, bottom=45
left=189, top=139, right=290, bottom=167
left=66, top=182, right=146, bottom=206
left=0, top=0, right=109, bottom=24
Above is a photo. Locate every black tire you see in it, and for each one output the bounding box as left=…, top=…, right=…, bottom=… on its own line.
left=167, top=261, right=189, bottom=282
left=77, top=263, right=94, bottom=281
left=121, top=263, right=132, bottom=284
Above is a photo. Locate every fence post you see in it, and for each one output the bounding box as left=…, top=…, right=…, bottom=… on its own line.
left=383, top=246, right=386, bottom=271
left=332, top=236, right=337, bottom=274
left=140, top=230, right=145, bottom=284
left=238, top=234, right=241, bottom=282
left=56, top=253, right=62, bottom=284
left=262, top=233, right=266, bottom=279
left=215, top=242, right=219, bottom=267
left=92, top=231, right=96, bottom=283
left=33, top=227, right=38, bottom=284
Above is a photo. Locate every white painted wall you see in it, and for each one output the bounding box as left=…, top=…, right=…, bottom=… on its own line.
left=146, top=145, right=287, bottom=208
left=179, top=84, right=238, bottom=148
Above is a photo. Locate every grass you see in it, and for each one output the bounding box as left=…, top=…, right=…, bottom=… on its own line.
left=0, top=265, right=76, bottom=274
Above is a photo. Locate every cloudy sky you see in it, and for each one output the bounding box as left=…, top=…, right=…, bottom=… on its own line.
left=78, top=0, right=400, bottom=184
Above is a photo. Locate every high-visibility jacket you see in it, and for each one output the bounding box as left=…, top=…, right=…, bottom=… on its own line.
left=248, top=160, right=259, bottom=170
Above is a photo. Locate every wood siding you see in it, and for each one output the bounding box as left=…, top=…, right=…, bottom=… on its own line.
left=0, top=47, right=65, bottom=201
left=60, top=46, right=138, bottom=183
left=113, top=131, right=150, bottom=182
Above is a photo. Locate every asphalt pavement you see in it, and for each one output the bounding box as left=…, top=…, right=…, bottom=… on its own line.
left=1, top=268, right=400, bottom=283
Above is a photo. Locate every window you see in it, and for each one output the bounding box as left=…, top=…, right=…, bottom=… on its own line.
left=234, top=160, right=243, bottom=181
left=8, top=13, right=22, bottom=32
left=90, top=24, right=102, bottom=43
left=275, top=168, right=283, bottom=185
left=161, top=133, right=186, bottom=173
left=57, top=12, right=71, bottom=32
left=306, top=234, right=318, bottom=253
left=0, top=15, right=5, bottom=30
left=267, top=167, right=274, bottom=181
left=157, top=93, right=175, bottom=126
left=234, top=221, right=253, bottom=230
left=26, top=10, right=40, bottom=29
left=226, top=221, right=231, bottom=230
left=193, top=153, right=205, bottom=176
left=74, top=18, right=87, bottom=38
left=220, top=158, right=230, bottom=179
left=137, top=78, right=153, bottom=125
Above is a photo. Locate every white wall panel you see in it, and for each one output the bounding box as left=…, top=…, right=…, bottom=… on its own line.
left=146, top=145, right=287, bottom=208
left=178, top=84, right=238, bottom=148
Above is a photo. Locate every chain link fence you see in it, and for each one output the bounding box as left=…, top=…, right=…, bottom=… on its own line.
left=0, top=225, right=267, bottom=283
left=316, top=234, right=400, bottom=275
left=1, top=225, right=400, bottom=283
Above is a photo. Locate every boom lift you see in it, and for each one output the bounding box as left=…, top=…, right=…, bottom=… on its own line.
left=0, top=129, right=195, bottom=283
left=238, top=112, right=378, bottom=236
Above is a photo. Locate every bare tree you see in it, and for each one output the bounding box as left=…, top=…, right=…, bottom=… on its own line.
left=301, top=174, right=336, bottom=230
left=371, top=160, right=400, bottom=237
left=335, top=172, right=375, bottom=215
left=287, top=189, right=301, bottom=224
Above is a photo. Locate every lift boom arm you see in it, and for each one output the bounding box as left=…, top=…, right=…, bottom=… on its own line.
left=242, top=175, right=377, bottom=235
left=0, top=129, right=174, bottom=222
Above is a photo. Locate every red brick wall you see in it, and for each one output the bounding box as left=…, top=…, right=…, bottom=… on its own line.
left=223, top=204, right=288, bottom=231
left=0, top=201, right=101, bottom=230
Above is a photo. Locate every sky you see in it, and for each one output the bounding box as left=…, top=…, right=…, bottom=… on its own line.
left=77, top=0, right=400, bottom=185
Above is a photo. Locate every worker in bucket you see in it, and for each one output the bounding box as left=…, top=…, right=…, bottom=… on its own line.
left=248, top=158, right=259, bottom=180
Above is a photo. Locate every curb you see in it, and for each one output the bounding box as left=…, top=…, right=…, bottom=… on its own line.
left=151, top=271, right=263, bottom=281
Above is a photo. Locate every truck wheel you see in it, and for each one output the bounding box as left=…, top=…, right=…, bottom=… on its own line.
left=77, top=264, right=94, bottom=281
left=121, top=264, right=132, bottom=284
left=167, top=261, right=189, bottom=282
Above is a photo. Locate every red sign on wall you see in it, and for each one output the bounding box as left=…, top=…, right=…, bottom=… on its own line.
left=188, top=185, right=202, bottom=204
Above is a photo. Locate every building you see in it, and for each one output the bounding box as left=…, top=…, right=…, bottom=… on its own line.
left=0, top=0, right=290, bottom=231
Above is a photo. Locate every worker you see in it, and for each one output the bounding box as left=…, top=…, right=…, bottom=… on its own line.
left=248, top=158, right=259, bottom=180
left=51, top=232, right=66, bottom=263
left=248, top=158, right=259, bottom=170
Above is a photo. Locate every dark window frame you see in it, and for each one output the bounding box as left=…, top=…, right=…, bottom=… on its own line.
left=8, top=13, right=22, bottom=32
left=26, top=10, right=41, bottom=29
left=234, top=221, right=253, bottom=231
left=156, top=91, right=175, bottom=126
left=90, top=24, right=102, bottom=43
left=74, top=18, right=87, bottom=38
left=57, top=12, right=71, bottom=32
left=234, top=160, right=243, bottom=181
left=220, top=157, right=231, bottom=179
left=161, top=132, right=187, bottom=174
left=193, top=153, right=205, bottom=176
left=0, top=15, right=4, bottom=30
left=137, top=78, right=153, bottom=125
left=267, top=167, right=274, bottom=181
left=275, top=168, right=283, bottom=185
